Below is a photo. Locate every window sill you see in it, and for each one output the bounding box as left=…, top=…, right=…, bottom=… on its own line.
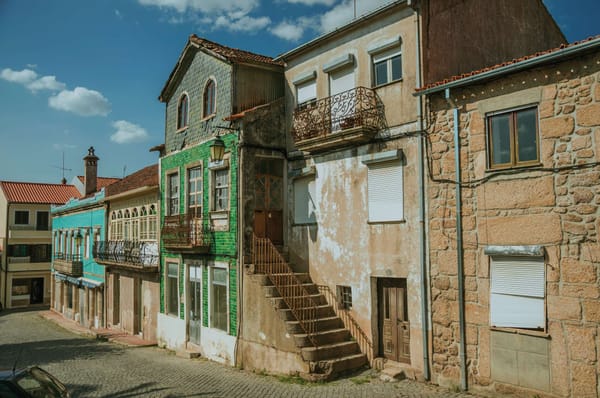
left=367, top=219, right=406, bottom=225
left=490, top=326, right=549, bottom=339
left=373, top=79, right=403, bottom=90
left=292, top=222, right=318, bottom=227
left=485, top=162, right=542, bottom=173
left=201, top=114, right=216, bottom=122
left=176, top=126, right=188, bottom=134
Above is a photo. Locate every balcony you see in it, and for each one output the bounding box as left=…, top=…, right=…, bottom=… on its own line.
left=162, top=214, right=212, bottom=252
left=94, top=240, right=159, bottom=272
left=53, top=253, right=83, bottom=277
left=291, top=86, right=385, bottom=153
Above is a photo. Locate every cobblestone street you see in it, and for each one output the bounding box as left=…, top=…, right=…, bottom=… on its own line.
left=0, top=309, right=481, bottom=398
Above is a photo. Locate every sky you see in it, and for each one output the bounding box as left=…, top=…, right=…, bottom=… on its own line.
left=0, top=0, right=598, bottom=184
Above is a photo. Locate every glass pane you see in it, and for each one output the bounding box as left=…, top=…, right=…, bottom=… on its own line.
left=168, top=263, right=178, bottom=277
left=517, top=108, right=538, bottom=163
left=490, top=114, right=511, bottom=165
left=212, top=267, right=227, bottom=285
left=375, top=61, right=388, bottom=86
left=168, top=277, right=178, bottom=316
left=212, top=283, right=227, bottom=331
left=391, top=55, right=402, bottom=81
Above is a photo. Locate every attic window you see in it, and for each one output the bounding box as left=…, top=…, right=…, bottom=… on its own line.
left=203, top=79, right=216, bottom=118
left=177, top=93, right=189, bottom=130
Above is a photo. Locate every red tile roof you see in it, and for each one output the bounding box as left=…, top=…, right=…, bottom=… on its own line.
left=417, top=35, right=600, bottom=93
left=189, top=34, right=284, bottom=67
left=0, top=181, right=80, bottom=204
left=76, top=176, right=121, bottom=190
left=105, top=164, right=158, bottom=198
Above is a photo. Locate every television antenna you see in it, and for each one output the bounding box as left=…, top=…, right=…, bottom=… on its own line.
left=51, top=152, right=72, bottom=184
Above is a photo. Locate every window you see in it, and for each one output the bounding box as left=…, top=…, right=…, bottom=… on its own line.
left=367, top=160, right=403, bottom=222
left=294, top=176, right=317, bottom=224
left=296, top=79, right=316, bottom=108
left=148, top=205, right=157, bottom=239
left=373, top=47, right=402, bottom=86
left=203, top=79, right=216, bottom=118
left=166, top=262, right=179, bottom=317
left=84, top=234, right=90, bottom=259
left=212, top=168, right=229, bottom=211
left=177, top=93, right=189, bottom=130
left=487, top=106, right=539, bottom=169
left=490, top=256, right=545, bottom=329
left=187, top=166, right=203, bottom=218
left=131, top=208, right=139, bottom=241
left=36, top=211, right=49, bottom=231
left=14, top=211, right=29, bottom=225
left=210, top=266, right=228, bottom=332
left=337, top=285, right=352, bottom=309
left=168, top=173, right=179, bottom=216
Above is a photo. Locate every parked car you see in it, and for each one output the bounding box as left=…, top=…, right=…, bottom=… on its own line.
left=0, top=366, right=69, bottom=397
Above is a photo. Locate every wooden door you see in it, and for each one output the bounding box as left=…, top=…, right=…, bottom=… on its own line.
left=254, top=174, right=283, bottom=245
left=380, top=279, right=410, bottom=363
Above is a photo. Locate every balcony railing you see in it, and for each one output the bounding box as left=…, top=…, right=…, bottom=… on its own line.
left=53, top=253, right=83, bottom=277
left=162, top=214, right=212, bottom=251
left=94, top=240, right=158, bottom=270
left=291, top=86, right=386, bottom=152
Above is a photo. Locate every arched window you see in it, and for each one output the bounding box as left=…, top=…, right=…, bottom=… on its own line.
left=177, top=93, right=189, bottom=129
left=203, top=80, right=216, bottom=118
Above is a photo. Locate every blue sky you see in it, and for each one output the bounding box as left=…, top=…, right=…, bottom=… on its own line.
left=0, top=0, right=598, bottom=184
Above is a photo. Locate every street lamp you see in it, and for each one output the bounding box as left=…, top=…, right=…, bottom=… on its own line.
left=209, top=133, right=225, bottom=163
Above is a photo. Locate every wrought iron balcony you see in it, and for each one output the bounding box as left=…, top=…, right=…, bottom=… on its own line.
left=291, top=86, right=385, bottom=152
left=162, top=214, right=212, bottom=252
left=93, top=240, right=159, bottom=272
left=53, top=253, right=83, bottom=277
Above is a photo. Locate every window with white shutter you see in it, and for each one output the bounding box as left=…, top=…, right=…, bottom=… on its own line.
left=294, top=176, right=317, bottom=224
left=296, top=79, right=316, bottom=107
left=490, top=256, right=545, bottom=329
left=367, top=160, right=403, bottom=222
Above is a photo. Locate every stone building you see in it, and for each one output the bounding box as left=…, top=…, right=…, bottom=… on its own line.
left=267, top=0, right=565, bottom=382
left=94, top=164, right=160, bottom=342
left=0, top=180, right=79, bottom=309
left=417, top=36, right=600, bottom=396
left=156, top=35, right=285, bottom=365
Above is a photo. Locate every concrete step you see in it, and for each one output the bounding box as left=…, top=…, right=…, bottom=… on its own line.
left=278, top=304, right=334, bottom=321
left=263, top=282, right=319, bottom=298
left=176, top=350, right=201, bottom=359
left=252, top=272, right=311, bottom=286
left=293, top=327, right=350, bottom=347
left=286, top=316, right=343, bottom=334
left=324, top=353, right=368, bottom=376
left=270, top=294, right=327, bottom=309
left=301, top=340, right=361, bottom=362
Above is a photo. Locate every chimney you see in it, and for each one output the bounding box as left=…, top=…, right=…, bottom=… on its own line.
left=83, top=146, right=99, bottom=196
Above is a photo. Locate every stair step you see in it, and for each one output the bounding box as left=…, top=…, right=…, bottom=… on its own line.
left=286, top=316, right=343, bottom=334
left=278, top=304, right=334, bottom=321
left=252, top=273, right=311, bottom=286
left=324, top=353, right=368, bottom=375
left=264, top=282, right=319, bottom=297
left=270, top=294, right=327, bottom=308
left=301, top=340, right=361, bottom=362
left=294, top=327, right=350, bottom=347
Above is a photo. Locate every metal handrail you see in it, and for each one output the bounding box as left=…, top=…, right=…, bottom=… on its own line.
left=252, top=234, right=320, bottom=347
left=318, top=284, right=374, bottom=364
left=162, top=214, right=212, bottom=247
left=53, top=253, right=82, bottom=262
left=93, top=240, right=158, bottom=267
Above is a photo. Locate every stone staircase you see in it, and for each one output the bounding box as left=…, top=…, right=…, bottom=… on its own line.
left=252, top=236, right=367, bottom=380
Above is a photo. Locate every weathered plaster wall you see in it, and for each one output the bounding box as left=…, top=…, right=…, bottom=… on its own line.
left=426, top=51, right=600, bottom=396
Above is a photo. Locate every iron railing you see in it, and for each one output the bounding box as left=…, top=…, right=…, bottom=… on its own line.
left=93, top=240, right=158, bottom=267
left=318, top=285, right=374, bottom=364
left=162, top=214, right=212, bottom=248
left=53, top=253, right=82, bottom=262
left=252, top=234, right=320, bottom=347
left=53, top=252, right=83, bottom=277
left=291, top=86, right=385, bottom=142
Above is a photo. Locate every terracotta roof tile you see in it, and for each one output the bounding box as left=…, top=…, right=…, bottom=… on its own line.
left=189, top=34, right=284, bottom=67
left=0, top=181, right=80, bottom=204
left=76, top=176, right=121, bottom=190
left=105, top=164, right=158, bottom=198
left=417, top=35, right=600, bottom=92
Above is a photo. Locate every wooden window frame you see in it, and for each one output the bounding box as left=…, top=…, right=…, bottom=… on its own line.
left=176, top=93, right=189, bottom=131
left=203, top=79, right=216, bottom=119
left=486, top=106, right=540, bottom=170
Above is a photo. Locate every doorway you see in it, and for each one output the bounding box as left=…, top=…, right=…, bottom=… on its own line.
left=30, top=278, right=44, bottom=304
left=329, top=66, right=355, bottom=131
left=254, top=159, right=284, bottom=245
left=378, top=278, right=410, bottom=363
left=188, top=264, right=202, bottom=345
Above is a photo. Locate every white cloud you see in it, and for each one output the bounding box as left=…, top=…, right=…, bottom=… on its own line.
left=27, top=75, right=66, bottom=92
left=138, top=0, right=258, bottom=14
left=49, top=87, right=111, bottom=116
left=115, top=9, right=123, bottom=18
left=110, top=120, right=150, bottom=144
left=1, top=68, right=37, bottom=84
left=287, top=0, right=337, bottom=5
left=215, top=15, right=271, bottom=32
left=319, top=0, right=394, bottom=33
left=270, top=21, right=305, bottom=41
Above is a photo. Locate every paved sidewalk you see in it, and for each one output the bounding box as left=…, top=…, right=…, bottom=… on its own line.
left=39, top=309, right=157, bottom=347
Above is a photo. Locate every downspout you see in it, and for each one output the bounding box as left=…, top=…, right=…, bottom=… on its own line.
left=445, top=88, right=467, bottom=391
left=414, top=4, right=430, bottom=382
left=236, top=127, right=244, bottom=368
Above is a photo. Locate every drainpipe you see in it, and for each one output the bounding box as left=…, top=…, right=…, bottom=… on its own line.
left=445, top=88, right=467, bottom=391
left=414, top=4, right=430, bottom=382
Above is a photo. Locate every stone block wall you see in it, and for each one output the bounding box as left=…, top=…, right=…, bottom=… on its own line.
left=425, top=50, right=600, bottom=396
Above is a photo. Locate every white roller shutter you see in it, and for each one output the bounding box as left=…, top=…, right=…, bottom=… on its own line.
left=296, top=80, right=316, bottom=105
left=490, top=256, right=545, bottom=329
left=367, top=160, right=403, bottom=222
